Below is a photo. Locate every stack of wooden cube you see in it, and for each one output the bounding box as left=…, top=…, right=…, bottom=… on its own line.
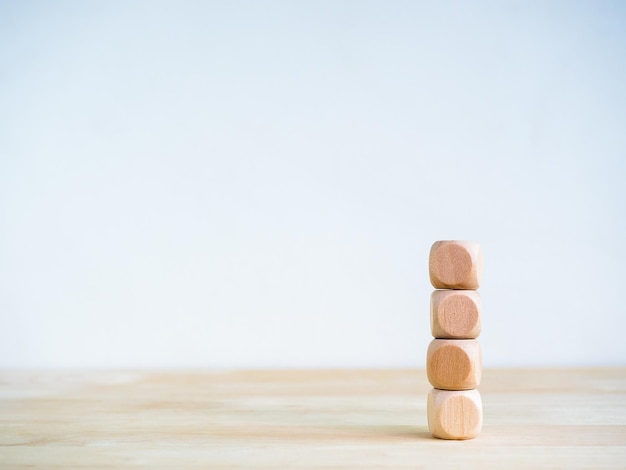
left=426, top=240, right=483, bottom=440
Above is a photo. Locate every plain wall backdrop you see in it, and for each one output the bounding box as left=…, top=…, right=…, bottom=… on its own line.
left=1, top=0, right=625, bottom=368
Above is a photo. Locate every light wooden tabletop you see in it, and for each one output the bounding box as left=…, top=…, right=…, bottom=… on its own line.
left=1, top=368, right=625, bottom=468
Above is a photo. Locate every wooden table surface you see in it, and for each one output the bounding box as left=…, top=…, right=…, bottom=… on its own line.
left=1, top=368, right=625, bottom=468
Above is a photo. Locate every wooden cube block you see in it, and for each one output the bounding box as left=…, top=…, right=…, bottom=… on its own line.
left=427, top=388, right=482, bottom=440
left=431, top=290, right=481, bottom=339
left=429, top=241, right=483, bottom=289
left=427, top=339, right=482, bottom=390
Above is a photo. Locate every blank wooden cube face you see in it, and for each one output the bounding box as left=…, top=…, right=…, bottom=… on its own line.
left=429, top=241, right=483, bottom=290
left=427, top=388, right=482, bottom=440
left=431, top=290, right=482, bottom=339
left=427, top=339, right=482, bottom=390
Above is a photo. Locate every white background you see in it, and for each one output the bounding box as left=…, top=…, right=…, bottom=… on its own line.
left=1, top=1, right=625, bottom=368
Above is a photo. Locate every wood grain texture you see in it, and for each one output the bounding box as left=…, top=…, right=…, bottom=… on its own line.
left=427, top=339, right=482, bottom=390
left=1, top=369, right=626, bottom=468
left=428, top=388, right=482, bottom=440
left=429, top=240, right=483, bottom=289
left=431, top=290, right=482, bottom=339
